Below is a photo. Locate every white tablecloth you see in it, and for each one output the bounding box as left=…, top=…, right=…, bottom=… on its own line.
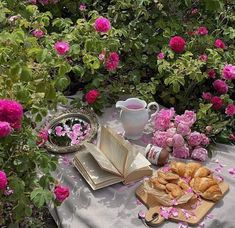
left=49, top=107, right=235, bottom=228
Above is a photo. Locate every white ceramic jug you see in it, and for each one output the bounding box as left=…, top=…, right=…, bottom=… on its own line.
left=116, top=98, right=159, bottom=140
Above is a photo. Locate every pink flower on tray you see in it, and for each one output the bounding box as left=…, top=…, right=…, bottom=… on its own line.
left=214, top=39, right=225, bottom=49
left=105, top=52, right=120, bottom=71
left=0, top=171, right=8, bottom=190
left=94, top=17, right=111, bottom=33
left=169, top=36, right=186, bottom=53
left=188, top=131, right=203, bottom=146
left=191, top=147, right=208, bottom=161
left=54, top=185, right=70, bottom=202
left=55, top=126, right=65, bottom=136
left=172, top=145, right=190, bottom=159
left=32, top=29, right=44, bottom=38
left=54, top=41, right=70, bottom=55
left=207, top=69, right=216, bottom=79
left=213, top=79, right=228, bottom=94
left=153, top=108, right=175, bottom=131
left=177, top=123, right=191, bottom=136
left=175, top=110, right=196, bottom=127
left=157, top=52, right=165, bottom=59
left=0, top=121, right=12, bottom=138
left=196, top=26, right=208, bottom=36
left=152, top=131, right=168, bottom=148
left=211, top=96, right=223, bottom=110
left=85, top=89, right=100, bottom=104
left=225, top=104, right=235, bottom=117
left=222, top=64, right=235, bottom=80
left=172, top=134, right=185, bottom=148
left=202, top=92, right=212, bottom=101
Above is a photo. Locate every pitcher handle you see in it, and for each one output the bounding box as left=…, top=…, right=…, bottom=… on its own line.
left=147, top=102, right=160, bottom=113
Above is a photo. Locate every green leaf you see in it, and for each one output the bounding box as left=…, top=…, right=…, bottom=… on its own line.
left=30, top=188, right=53, bottom=208
left=20, top=66, right=32, bottom=82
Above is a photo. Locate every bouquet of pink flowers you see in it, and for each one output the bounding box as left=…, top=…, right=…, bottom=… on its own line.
left=151, top=108, right=210, bottom=161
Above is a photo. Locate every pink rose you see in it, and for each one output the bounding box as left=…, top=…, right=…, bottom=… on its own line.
left=225, top=104, right=235, bottom=116
left=201, top=133, right=210, bottom=146
left=191, top=147, right=208, bottom=161
left=222, top=64, right=235, bottom=80
left=213, top=79, right=228, bottom=94
left=153, top=108, right=175, bottom=131
left=54, top=41, right=70, bottom=55
left=94, top=17, right=111, bottom=33
left=152, top=131, right=168, bottom=148
left=191, top=8, right=199, bottom=15
left=214, top=39, right=225, bottom=49
left=175, top=110, right=196, bottom=127
left=211, top=96, right=223, bottom=110
left=202, top=92, right=212, bottom=101
left=207, top=69, right=216, bottom=79
left=0, top=171, right=8, bottom=190
left=172, top=134, right=185, bottom=148
left=32, top=29, right=44, bottom=38
left=229, top=134, right=235, bottom=141
left=37, top=129, right=49, bottom=146
left=199, top=54, right=208, bottom=62
left=169, top=36, right=186, bottom=53
left=197, top=26, right=208, bottom=36
left=99, top=50, right=106, bottom=61
left=188, top=131, right=202, bottom=146
left=85, top=89, right=100, bottom=104
left=157, top=52, right=165, bottom=59
left=105, top=52, right=119, bottom=71
left=54, top=185, right=70, bottom=202
left=172, top=145, right=190, bottom=159
left=0, top=121, right=12, bottom=138
left=79, top=3, right=86, bottom=11
left=177, top=123, right=191, bottom=136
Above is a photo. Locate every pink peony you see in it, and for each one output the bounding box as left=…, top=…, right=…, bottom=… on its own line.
left=197, top=26, right=208, bottom=36
left=201, top=133, right=210, bottom=146
left=191, top=147, right=208, bottom=161
left=225, top=104, right=235, bottom=116
left=0, top=99, right=23, bottom=129
left=94, top=17, right=111, bottom=33
left=152, top=131, right=168, bottom=148
left=188, top=131, right=202, bottom=146
left=105, top=52, right=119, bottom=71
left=166, top=127, right=177, bottom=137
left=153, top=108, right=175, bottom=131
left=213, top=79, right=228, bottom=94
left=169, top=36, right=186, bottom=53
left=202, top=92, right=212, bottom=101
left=222, top=64, right=235, bottom=80
left=175, top=110, right=196, bottom=127
left=0, top=122, right=12, bottom=138
left=177, top=123, right=191, bottom=136
left=85, top=89, right=100, bottom=104
left=214, top=39, right=225, bottom=49
left=54, top=185, right=70, bottom=202
left=211, top=96, right=223, bottom=110
left=207, top=69, right=216, bottom=79
left=172, top=145, right=190, bottom=159
left=166, top=138, right=173, bottom=147
left=199, top=54, right=208, bottom=62
left=172, top=134, right=185, bottom=148
left=79, top=3, right=86, bottom=11
left=37, top=129, right=49, bottom=146
left=0, top=171, right=7, bottom=190
left=32, top=29, right=44, bottom=38
left=54, top=41, right=70, bottom=55
left=157, top=52, right=165, bottom=59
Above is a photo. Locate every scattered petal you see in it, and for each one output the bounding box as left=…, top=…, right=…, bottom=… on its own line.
left=178, top=222, right=188, bottom=228
left=205, top=213, right=214, bottom=220
left=138, top=210, right=146, bottom=219
left=198, top=221, right=205, bottom=228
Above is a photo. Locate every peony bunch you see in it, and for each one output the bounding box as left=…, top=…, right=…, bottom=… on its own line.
left=152, top=108, right=209, bottom=161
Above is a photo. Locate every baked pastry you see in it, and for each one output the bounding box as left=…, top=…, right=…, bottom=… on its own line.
left=201, top=185, right=222, bottom=201
left=194, top=167, right=211, bottom=178
left=158, top=171, right=179, bottom=180
left=166, top=183, right=184, bottom=198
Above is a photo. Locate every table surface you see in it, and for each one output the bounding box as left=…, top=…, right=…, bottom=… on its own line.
left=49, top=107, right=235, bottom=228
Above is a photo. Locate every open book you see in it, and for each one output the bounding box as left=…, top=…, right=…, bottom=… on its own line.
left=73, top=126, right=152, bottom=190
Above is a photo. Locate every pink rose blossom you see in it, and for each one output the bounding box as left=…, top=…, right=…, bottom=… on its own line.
left=54, top=41, right=70, bottom=55
left=85, top=89, right=100, bottom=104
left=37, top=129, right=49, bottom=146
left=0, top=122, right=12, bottom=138
left=225, top=104, right=235, bottom=116
left=54, top=185, right=70, bottom=202
left=157, top=52, right=165, bottom=59
left=191, top=147, right=208, bottom=161
left=213, top=79, right=228, bottom=94
left=202, top=92, right=212, bottom=101
left=169, top=36, right=186, bottom=53
left=172, top=145, right=190, bottom=159
left=199, top=54, right=208, bottom=62
left=211, top=96, right=223, bottom=110
left=191, top=8, right=199, bottom=15
left=153, top=108, right=175, bottom=131
left=201, top=133, right=210, bottom=145
left=197, top=26, right=208, bottom=36
left=177, top=123, right=191, bottom=136
left=99, top=51, right=106, bottom=61
left=94, top=17, right=111, bottom=33
left=152, top=131, right=168, bottom=148
left=172, top=134, right=185, bottom=148
left=28, top=0, right=37, bottom=4
left=229, top=134, right=235, bottom=141
left=222, top=64, right=235, bottom=80
left=214, top=39, right=225, bottom=49
left=79, top=3, right=86, bottom=11
left=105, top=52, right=120, bottom=71
left=188, top=131, right=202, bottom=146
left=0, top=171, right=8, bottom=190
left=32, top=29, right=44, bottom=38
left=175, top=110, right=196, bottom=127
left=207, top=69, right=216, bottom=79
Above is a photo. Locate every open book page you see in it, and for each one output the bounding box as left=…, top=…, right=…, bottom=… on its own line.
left=99, top=126, right=131, bottom=175
left=84, top=142, right=121, bottom=176
left=74, top=150, right=123, bottom=190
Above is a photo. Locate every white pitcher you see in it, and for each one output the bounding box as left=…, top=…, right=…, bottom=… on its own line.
left=116, top=98, right=159, bottom=140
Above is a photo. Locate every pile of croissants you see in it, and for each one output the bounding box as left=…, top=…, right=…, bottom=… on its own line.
left=150, top=161, right=223, bottom=202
